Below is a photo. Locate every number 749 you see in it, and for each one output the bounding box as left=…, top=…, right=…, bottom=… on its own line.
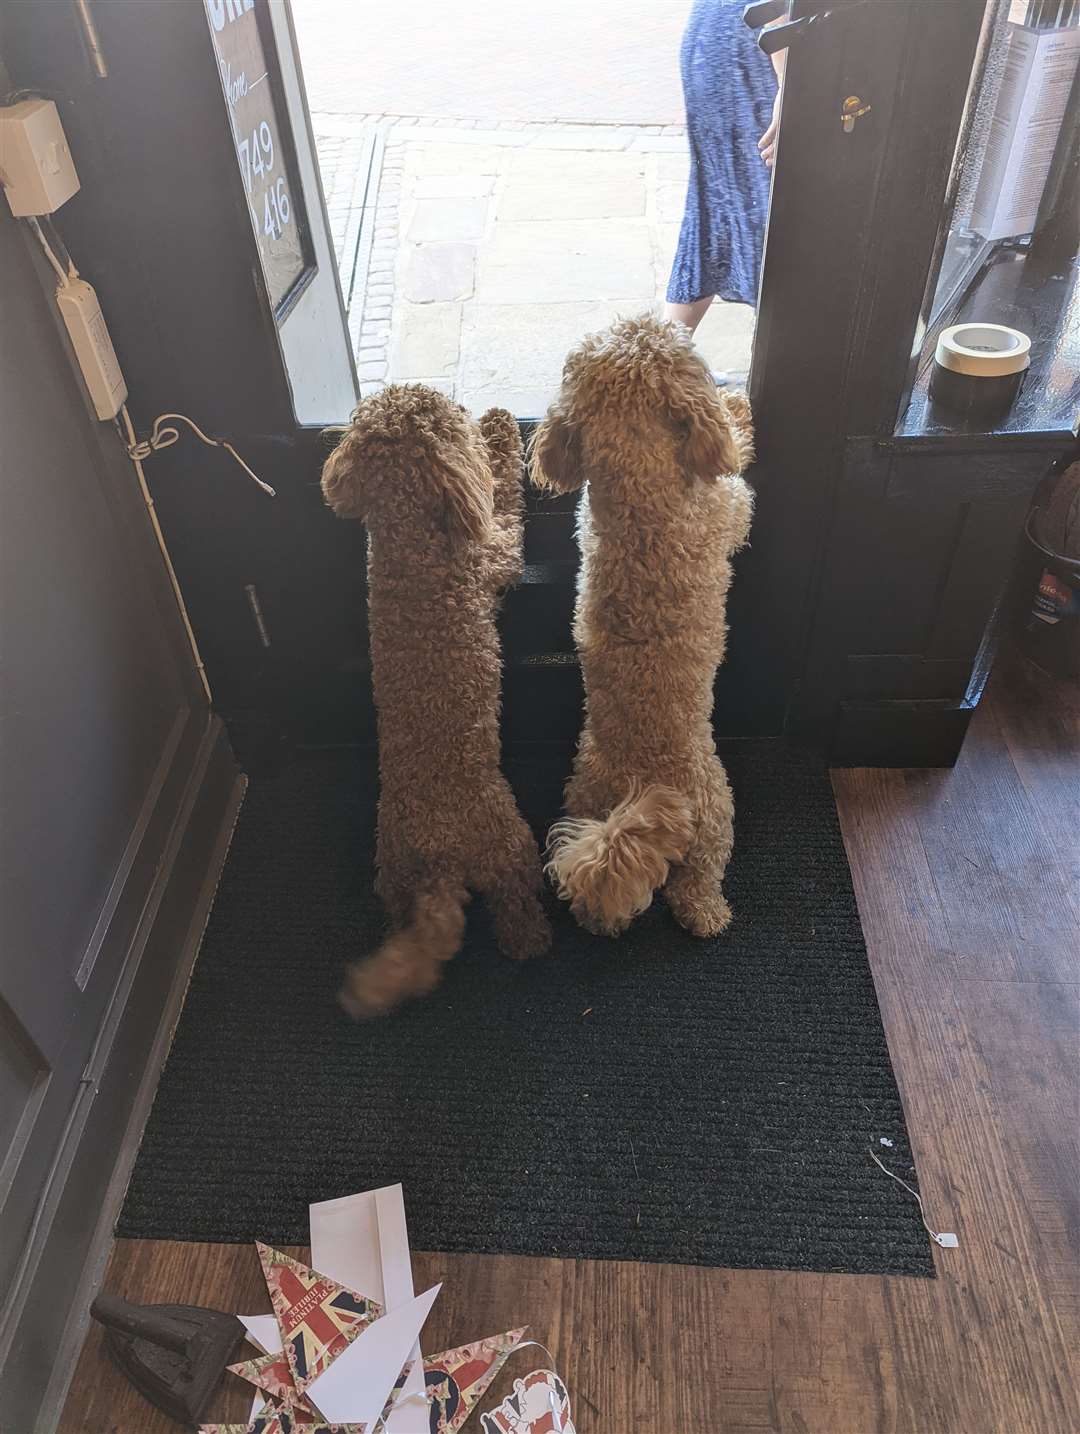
left=237, top=120, right=275, bottom=193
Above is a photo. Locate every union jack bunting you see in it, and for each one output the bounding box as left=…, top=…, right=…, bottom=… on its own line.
left=227, top=1347, right=317, bottom=1408
left=423, top=1328, right=527, bottom=1434
left=200, top=1411, right=366, bottom=1434
left=256, top=1243, right=383, bottom=1395
left=373, top=1358, right=415, bottom=1432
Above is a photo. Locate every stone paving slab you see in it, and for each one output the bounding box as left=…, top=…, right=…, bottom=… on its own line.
left=498, top=175, right=647, bottom=222
left=315, top=116, right=754, bottom=412
left=476, top=218, right=657, bottom=306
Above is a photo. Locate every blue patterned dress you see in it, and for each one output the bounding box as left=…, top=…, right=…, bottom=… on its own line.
left=667, top=0, right=778, bottom=308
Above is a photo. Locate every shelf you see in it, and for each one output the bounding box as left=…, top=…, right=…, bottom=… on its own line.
left=897, top=247, right=1080, bottom=448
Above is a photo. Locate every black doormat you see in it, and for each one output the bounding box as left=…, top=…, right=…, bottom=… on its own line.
left=119, top=746, right=933, bottom=1277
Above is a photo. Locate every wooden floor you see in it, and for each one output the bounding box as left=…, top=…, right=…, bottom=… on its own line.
left=59, top=652, right=1079, bottom=1434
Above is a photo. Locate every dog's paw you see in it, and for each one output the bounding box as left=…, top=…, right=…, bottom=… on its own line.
left=671, top=893, right=732, bottom=939
left=498, top=907, right=554, bottom=961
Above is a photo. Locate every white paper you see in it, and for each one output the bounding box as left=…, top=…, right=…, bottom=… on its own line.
left=236, top=1314, right=284, bottom=1421
left=306, top=1284, right=441, bottom=1426
left=238, top=1313, right=282, bottom=1355
left=309, top=1184, right=427, bottom=1433
left=971, top=24, right=1080, bottom=240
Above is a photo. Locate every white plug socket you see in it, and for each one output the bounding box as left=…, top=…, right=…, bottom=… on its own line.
left=0, top=98, right=80, bottom=216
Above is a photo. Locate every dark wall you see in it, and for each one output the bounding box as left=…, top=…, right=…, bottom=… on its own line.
left=0, top=58, right=240, bottom=1433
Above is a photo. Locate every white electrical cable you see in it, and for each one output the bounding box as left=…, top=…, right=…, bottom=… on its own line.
left=125, top=411, right=276, bottom=497
left=22, top=214, right=277, bottom=705
left=119, top=404, right=213, bottom=704
left=868, top=1146, right=959, bottom=1249
left=27, top=214, right=73, bottom=285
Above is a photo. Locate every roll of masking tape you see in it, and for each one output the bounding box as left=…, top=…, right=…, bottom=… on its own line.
left=930, top=322, right=1031, bottom=417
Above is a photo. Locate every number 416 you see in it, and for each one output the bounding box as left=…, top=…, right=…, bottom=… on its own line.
left=264, top=176, right=291, bottom=238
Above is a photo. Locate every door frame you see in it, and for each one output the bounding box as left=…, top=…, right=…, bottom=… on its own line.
left=728, top=0, right=988, bottom=737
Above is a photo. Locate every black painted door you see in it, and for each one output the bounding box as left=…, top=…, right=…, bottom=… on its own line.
left=1, top=0, right=1003, bottom=757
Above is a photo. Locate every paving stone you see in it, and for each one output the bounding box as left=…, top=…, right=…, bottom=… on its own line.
left=406, top=196, right=488, bottom=242
left=693, top=300, right=756, bottom=375
left=656, top=180, right=687, bottom=223
left=475, top=219, right=654, bottom=304
left=413, top=173, right=495, bottom=199
left=406, top=127, right=525, bottom=148
left=402, top=242, right=476, bottom=303
left=627, top=133, right=690, bottom=154
left=498, top=174, right=645, bottom=222
left=389, top=302, right=462, bottom=378
left=458, top=299, right=629, bottom=414
left=527, top=125, right=635, bottom=150
left=507, top=149, right=647, bottom=186
left=657, top=152, right=692, bottom=183
left=403, top=143, right=502, bottom=176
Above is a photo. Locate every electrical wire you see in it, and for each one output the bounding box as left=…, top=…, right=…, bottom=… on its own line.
left=124, top=411, right=276, bottom=497
left=27, top=215, right=73, bottom=286
left=21, top=215, right=277, bottom=705
left=868, top=1146, right=959, bottom=1249
left=118, top=404, right=213, bottom=704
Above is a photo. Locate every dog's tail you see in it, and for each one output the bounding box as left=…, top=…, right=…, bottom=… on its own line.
left=545, top=784, right=694, bottom=935
left=339, top=877, right=468, bottom=1019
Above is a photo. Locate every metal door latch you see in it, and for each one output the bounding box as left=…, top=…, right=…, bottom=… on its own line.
left=841, top=95, right=871, bottom=132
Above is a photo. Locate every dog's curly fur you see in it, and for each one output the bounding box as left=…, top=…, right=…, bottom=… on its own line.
left=322, top=385, right=551, bottom=1015
left=531, top=314, right=754, bottom=937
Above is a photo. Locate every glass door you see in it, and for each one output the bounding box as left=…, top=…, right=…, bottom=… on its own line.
left=205, top=0, right=357, bottom=424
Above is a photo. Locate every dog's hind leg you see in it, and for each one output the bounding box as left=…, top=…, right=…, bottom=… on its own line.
left=339, top=875, right=469, bottom=1018
left=374, top=824, right=414, bottom=927
left=479, top=801, right=552, bottom=961
left=664, top=760, right=736, bottom=938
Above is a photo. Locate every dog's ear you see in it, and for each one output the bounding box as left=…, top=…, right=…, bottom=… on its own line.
left=530, top=405, right=584, bottom=494
left=670, top=381, right=750, bottom=482
left=321, top=423, right=374, bottom=520
left=433, top=439, right=494, bottom=545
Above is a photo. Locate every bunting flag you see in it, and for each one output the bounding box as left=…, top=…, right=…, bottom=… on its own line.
left=257, top=1243, right=383, bottom=1395
left=200, top=1412, right=366, bottom=1434
left=423, top=1328, right=527, bottom=1434
left=228, top=1348, right=319, bottom=1409
left=373, top=1359, right=415, bottom=1433
left=479, top=1368, right=576, bottom=1434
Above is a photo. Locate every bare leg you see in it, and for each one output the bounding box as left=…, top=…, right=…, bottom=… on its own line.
left=665, top=296, right=713, bottom=335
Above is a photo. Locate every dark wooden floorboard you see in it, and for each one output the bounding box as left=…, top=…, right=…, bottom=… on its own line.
left=58, top=655, right=1079, bottom=1434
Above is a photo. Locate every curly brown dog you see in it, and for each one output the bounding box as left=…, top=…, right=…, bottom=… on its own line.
left=531, top=313, right=754, bottom=938
left=322, top=385, right=551, bottom=1015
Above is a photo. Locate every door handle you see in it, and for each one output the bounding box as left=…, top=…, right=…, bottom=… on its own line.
left=744, top=0, right=788, bottom=24
left=745, top=0, right=869, bottom=55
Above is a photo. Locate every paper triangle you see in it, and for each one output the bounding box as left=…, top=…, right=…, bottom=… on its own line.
left=201, top=1412, right=367, bottom=1434
left=228, top=1348, right=307, bottom=1406
left=423, top=1328, right=527, bottom=1434
left=305, top=1285, right=441, bottom=1427
left=257, top=1242, right=383, bottom=1395
left=373, top=1359, right=414, bottom=1433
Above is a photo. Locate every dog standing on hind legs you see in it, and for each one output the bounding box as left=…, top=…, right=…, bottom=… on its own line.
left=322, top=386, right=551, bottom=1015
left=531, top=313, right=754, bottom=938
